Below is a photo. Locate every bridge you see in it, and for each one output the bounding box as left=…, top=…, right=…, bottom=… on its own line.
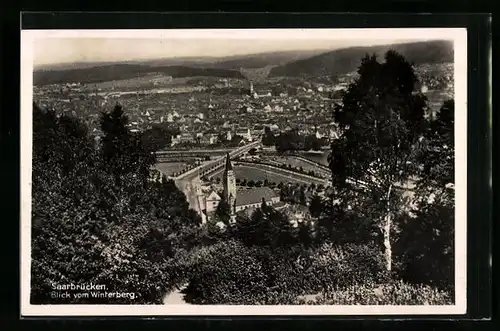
left=171, top=140, right=262, bottom=181
left=156, top=148, right=237, bottom=162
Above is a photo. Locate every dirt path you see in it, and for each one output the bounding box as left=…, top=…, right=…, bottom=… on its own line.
left=163, top=283, right=190, bottom=305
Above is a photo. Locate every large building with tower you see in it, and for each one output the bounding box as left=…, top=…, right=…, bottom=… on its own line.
left=198, top=153, right=281, bottom=223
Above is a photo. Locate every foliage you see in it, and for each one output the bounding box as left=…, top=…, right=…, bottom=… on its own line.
left=181, top=241, right=395, bottom=305
left=311, top=280, right=453, bottom=305
left=233, top=202, right=297, bottom=248
left=100, top=104, right=156, bottom=182
left=279, top=183, right=308, bottom=205
left=215, top=199, right=231, bottom=224
left=182, top=241, right=270, bottom=305
left=298, top=243, right=390, bottom=293
left=308, top=194, right=324, bottom=218
left=393, top=99, right=455, bottom=291
left=328, top=50, right=428, bottom=271
left=141, top=123, right=180, bottom=152
left=262, top=127, right=326, bottom=152
left=31, top=103, right=200, bottom=304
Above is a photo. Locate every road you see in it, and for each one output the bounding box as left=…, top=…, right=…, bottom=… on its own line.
left=172, top=140, right=262, bottom=181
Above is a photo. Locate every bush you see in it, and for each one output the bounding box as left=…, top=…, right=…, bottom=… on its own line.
left=393, top=201, right=454, bottom=292
left=300, top=243, right=390, bottom=293
left=313, top=280, right=453, bottom=305
left=183, top=241, right=269, bottom=304
left=30, top=105, right=202, bottom=305
left=180, top=240, right=443, bottom=306
left=182, top=241, right=315, bottom=305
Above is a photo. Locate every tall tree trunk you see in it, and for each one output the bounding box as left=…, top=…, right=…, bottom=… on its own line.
left=383, top=184, right=393, bottom=271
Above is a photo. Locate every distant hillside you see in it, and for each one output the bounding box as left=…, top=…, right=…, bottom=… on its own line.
left=34, top=57, right=219, bottom=71
left=34, top=49, right=328, bottom=73
left=269, top=40, right=454, bottom=78
left=33, top=64, right=245, bottom=86
left=204, top=50, right=329, bottom=69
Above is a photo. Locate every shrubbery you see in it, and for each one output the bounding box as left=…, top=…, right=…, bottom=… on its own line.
left=31, top=104, right=201, bottom=304
left=180, top=239, right=395, bottom=305
left=178, top=237, right=452, bottom=305
left=182, top=241, right=269, bottom=305
left=300, top=243, right=390, bottom=293
left=311, top=280, right=453, bottom=305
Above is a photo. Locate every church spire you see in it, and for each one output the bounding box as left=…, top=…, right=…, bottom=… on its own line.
left=225, top=152, right=233, bottom=171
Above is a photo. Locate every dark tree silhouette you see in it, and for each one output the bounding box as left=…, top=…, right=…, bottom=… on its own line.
left=215, top=199, right=231, bottom=225
left=31, top=103, right=201, bottom=305
left=309, top=194, right=324, bottom=219
left=329, top=50, right=428, bottom=271
left=394, top=99, right=455, bottom=291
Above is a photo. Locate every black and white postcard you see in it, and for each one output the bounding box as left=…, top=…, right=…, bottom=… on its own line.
left=21, top=28, right=467, bottom=316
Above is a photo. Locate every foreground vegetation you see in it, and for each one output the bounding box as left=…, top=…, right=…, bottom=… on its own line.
left=31, top=49, right=454, bottom=305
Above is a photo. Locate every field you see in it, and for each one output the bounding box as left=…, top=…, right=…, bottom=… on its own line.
left=155, top=162, right=188, bottom=176
left=88, top=75, right=231, bottom=93
left=89, top=74, right=174, bottom=90
left=296, top=151, right=330, bottom=167
left=260, top=155, right=330, bottom=177
left=211, top=165, right=326, bottom=185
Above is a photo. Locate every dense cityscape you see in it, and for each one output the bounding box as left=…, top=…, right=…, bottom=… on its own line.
left=34, top=63, right=453, bottom=142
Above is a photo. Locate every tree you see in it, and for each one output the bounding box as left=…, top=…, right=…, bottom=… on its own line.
left=299, top=187, right=307, bottom=206
left=297, top=221, right=313, bottom=248
left=393, top=99, right=455, bottom=290
left=311, top=137, right=323, bottom=151
left=309, top=194, right=324, bottom=218
left=100, top=104, right=155, bottom=183
left=418, top=99, right=454, bottom=190
left=215, top=199, right=231, bottom=225
left=141, top=123, right=180, bottom=152
left=329, top=51, right=427, bottom=271
left=233, top=199, right=296, bottom=248
left=31, top=104, right=201, bottom=305
left=262, top=127, right=275, bottom=146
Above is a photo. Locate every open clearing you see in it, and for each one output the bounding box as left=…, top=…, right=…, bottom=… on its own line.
left=211, top=165, right=326, bottom=185
left=260, top=155, right=330, bottom=176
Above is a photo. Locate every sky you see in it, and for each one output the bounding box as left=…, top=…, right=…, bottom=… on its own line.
left=31, top=29, right=450, bottom=66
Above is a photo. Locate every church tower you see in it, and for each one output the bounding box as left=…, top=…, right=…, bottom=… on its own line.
left=223, top=153, right=237, bottom=220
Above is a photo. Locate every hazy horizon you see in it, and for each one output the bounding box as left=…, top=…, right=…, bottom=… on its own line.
left=33, top=37, right=442, bottom=68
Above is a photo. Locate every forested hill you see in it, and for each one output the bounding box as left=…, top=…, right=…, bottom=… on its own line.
left=197, top=49, right=329, bottom=69
left=269, top=40, right=454, bottom=78
left=33, top=64, right=245, bottom=86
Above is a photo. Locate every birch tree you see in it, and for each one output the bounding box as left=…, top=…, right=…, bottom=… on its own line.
left=329, top=51, right=427, bottom=271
